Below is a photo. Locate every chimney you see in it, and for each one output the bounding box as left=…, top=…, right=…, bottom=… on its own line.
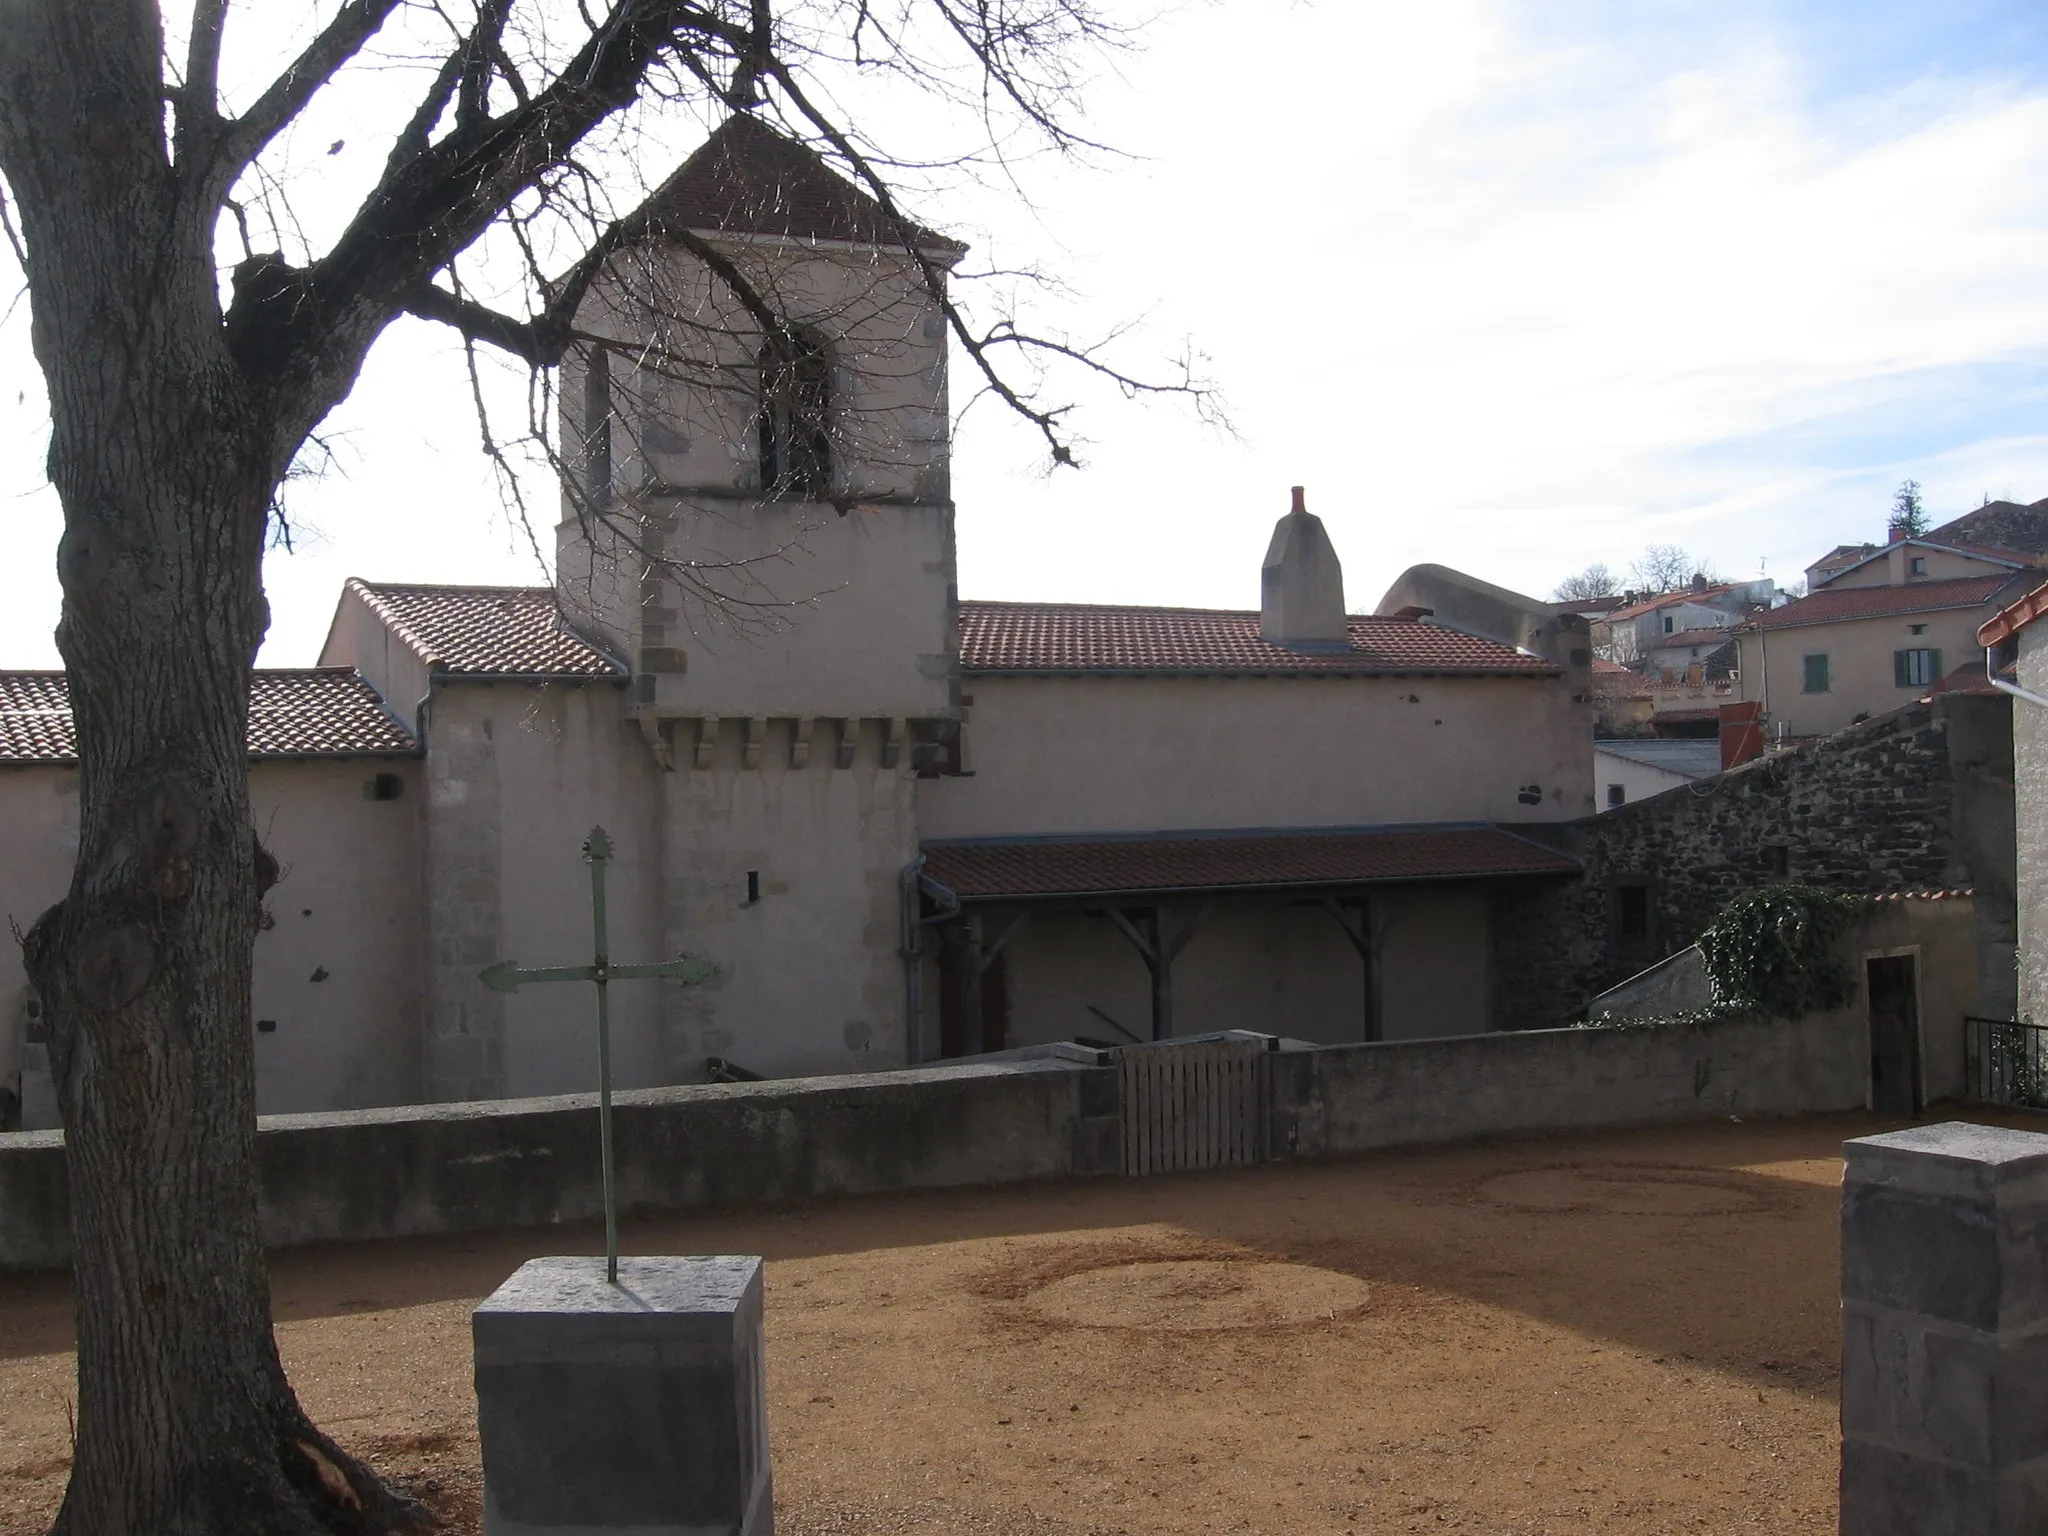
left=1689, top=572, right=1708, bottom=594
left=1888, top=525, right=1908, bottom=543
left=1261, top=486, right=1350, bottom=650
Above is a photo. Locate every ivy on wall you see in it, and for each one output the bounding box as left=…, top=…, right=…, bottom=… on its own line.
left=1586, top=884, right=1868, bottom=1029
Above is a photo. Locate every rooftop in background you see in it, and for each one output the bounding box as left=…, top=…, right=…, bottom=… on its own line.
left=1601, top=583, right=1749, bottom=623
left=1928, top=497, right=2048, bottom=557
left=1593, top=739, right=1723, bottom=778
left=1742, top=575, right=2029, bottom=632
left=920, top=824, right=1578, bottom=901
left=345, top=582, right=624, bottom=679
left=648, top=114, right=961, bottom=252
left=957, top=601, right=1556, bottom=677
left=1651, top=627, right=1738, bottom=649
left=0, top=670, right=417, bottom=764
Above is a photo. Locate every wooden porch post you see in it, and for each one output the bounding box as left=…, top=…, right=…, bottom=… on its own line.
left=1323, top=895, right=1379, bottom=1043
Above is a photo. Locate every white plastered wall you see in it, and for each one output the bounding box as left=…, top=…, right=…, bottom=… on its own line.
left=923, top=672, right=1593, bottom=837
left=1, top=757, right=424, bottom=1127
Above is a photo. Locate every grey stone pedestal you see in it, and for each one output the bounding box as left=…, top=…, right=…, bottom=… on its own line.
left=1842, top=1124, right=2048, bottom=1534
left=474, top=1256, right=772, bottom=1535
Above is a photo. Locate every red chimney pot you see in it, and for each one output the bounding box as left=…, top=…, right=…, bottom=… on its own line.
left=1290, top=486, right=1306, bottom=514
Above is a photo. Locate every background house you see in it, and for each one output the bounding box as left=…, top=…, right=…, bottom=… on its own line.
left=1738, top=524, right=2039, bottom=739
left=1593, top=738, right=1721, bottom=809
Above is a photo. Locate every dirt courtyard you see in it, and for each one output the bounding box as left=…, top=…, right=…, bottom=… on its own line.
left=0, top=1112, right=1965, bottom=1534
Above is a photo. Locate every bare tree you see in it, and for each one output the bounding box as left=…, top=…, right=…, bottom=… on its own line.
left=1551, top=563, right=1617, bottom=603
left=1628, top=544, right=1717, bottom=593
left=0, top=5, right=1206, bottom=1531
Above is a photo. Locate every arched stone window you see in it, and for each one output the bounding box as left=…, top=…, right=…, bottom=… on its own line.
left=758, top=326, right=832, bottom=498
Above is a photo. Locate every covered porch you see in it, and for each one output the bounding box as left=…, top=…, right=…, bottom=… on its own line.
left=908, top=825, right=1580, bottom=1058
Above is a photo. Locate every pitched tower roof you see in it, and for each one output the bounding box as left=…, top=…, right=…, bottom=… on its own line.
left=648, top=114, right=962, bottom=252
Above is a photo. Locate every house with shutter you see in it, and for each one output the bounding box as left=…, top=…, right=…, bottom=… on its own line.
left=0, top=119, right=1594, bottom=1127
left=1735, top=525, right=2041, bottom=740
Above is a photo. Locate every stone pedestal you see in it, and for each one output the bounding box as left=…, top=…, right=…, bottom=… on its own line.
left=474, top=1256, right=772, bottom=1536
left=1842, top=1123, right=2048, bottom=1534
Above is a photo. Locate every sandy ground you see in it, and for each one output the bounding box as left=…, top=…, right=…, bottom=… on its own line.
left=0, top=1112, right=1953, bottom=1534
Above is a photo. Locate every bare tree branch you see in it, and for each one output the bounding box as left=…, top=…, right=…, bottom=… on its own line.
left=198, top=0, right=407, bottom=204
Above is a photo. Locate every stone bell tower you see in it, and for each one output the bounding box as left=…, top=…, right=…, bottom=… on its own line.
left=553, top=116, right=966, bottom=1077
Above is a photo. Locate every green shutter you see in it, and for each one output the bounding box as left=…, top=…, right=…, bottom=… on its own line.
left=1894, top=650, right=1910, bottom=687
left=1803, top=654, right=1830, bottom=693
left=1929, top=649, right=1942, bottom=685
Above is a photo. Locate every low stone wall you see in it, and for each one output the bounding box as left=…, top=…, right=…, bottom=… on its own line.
left=1274, top=1009, right=1867, bottom=1159
left=0, top=1012, right=1867, bottom=1272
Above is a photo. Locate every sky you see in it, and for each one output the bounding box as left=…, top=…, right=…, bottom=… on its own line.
left=4, top=0, right=2048, bottom=665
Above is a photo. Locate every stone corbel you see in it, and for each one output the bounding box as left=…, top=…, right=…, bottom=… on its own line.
left=790, top=717, right=813, bottom=769
left=742, top=716, right=767, bottom=770
left=639, top=713, right=675, bottom=773
left=834, top=718, right=858, bottom=769
left=882, top=717, right=907, bottom=770
left=693, top=715, right=720, bottom=771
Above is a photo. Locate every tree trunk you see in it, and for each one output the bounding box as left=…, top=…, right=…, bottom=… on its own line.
left=0, top=10, right=420, bottom=1534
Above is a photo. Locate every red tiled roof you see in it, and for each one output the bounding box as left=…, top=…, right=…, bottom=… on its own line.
left=649, top=115, right=959, bottom=251
left=1979, top=579, right=2048, bottom=646
left=921, top=825, right=1578, bottom=900
left=956, top=601, right=1555, bottom=677
left=1602, top=585, right=1738, bottom=623
left=1744, top=575, right=2026, bottom=631
left=349, top=582, right=623, bottom=677
left=0, top=670, right=416, bottom=763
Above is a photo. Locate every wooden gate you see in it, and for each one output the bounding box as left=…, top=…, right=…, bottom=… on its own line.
left=1117, top=1034, right=1271, bottom=1177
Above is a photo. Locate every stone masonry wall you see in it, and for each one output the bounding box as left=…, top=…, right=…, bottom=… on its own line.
left=1491, top=693, right=2015, bottom=1030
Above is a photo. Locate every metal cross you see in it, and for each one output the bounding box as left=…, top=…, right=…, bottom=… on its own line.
left=478, top=825, right=717, bottom=1282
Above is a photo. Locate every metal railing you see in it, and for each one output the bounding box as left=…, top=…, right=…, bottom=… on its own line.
left=1965, top=1016, right=2048, bottom=1110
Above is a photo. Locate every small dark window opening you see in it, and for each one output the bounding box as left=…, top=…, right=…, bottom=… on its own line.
left=256, top=1019, right=278, bottom=1034
left=1610, top=878, right=1654, bottom=951
left=745, top=870, right=761, bottom=905
left=759, top=327, right=832, bottom=498
left=1606, top=783, right=1625, bottom=808
left=912, top=719, right=965, bottom=779
left=582, top=345, right=613, bottom=505
left=365, top=772, right=404, bottom=801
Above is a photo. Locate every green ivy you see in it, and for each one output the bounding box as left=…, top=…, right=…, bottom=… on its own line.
left=1698, top=884, right=1866, bottom=1018
left=1582, top=883, right=1867, bottom=1029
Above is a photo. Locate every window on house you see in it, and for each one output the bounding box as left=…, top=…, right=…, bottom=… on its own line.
left=1909, top=556, right=1927, bottom=576
left=1895, top=648, right=1942, bottom=688
left=581, top=345, right=613, bottom=505
left=1610, top=878, right=1654, bottom=950
left=1909, top=623, right=1927, bottom=635
left=1802, top=654, right=1830, bottom=694
left=759, top=326, right=833, bottom=498
left=1663, top=615, right=1675, bottom=634
left=1606, top=783, right=1626, bottom=808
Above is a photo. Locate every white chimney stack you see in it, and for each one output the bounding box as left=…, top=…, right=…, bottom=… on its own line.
left=1260, top=486, right=1350, bottom=649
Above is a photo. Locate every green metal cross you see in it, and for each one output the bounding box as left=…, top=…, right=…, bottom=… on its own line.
left=478, top=826, right=717, bottom=1282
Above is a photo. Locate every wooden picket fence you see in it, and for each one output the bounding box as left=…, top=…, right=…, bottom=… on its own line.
left=1117, top=1034, right=1271, bottom=1177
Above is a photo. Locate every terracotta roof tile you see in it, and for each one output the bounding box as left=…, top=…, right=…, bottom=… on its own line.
left=1602, top=585, right=1739, bottom=623
left=649, top=115, right=959, bottom=251
left=349, top=582, right=623, bottom=677
left=921, top=825, right=1578, bottom=900
left=957, top=601, right=1554, bottom=677
left=0, top=670, right=416, bottom=764
left=1744, top=575, right=2027, bottom=631
left=1978, top=578, right=2048, bottom=646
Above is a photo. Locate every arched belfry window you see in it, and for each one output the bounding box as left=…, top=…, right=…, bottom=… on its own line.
left=758, top=326, right=833, bottom=498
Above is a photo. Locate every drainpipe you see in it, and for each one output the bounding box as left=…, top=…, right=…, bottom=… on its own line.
left=1987, top=646, right=2048, bottom=710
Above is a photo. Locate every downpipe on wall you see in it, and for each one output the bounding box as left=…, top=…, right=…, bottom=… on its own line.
left=1987, top=646, right=2048, bottom=712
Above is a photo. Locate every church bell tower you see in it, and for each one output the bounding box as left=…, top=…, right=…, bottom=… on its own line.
left=556, top=115, right=963, bottom=742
